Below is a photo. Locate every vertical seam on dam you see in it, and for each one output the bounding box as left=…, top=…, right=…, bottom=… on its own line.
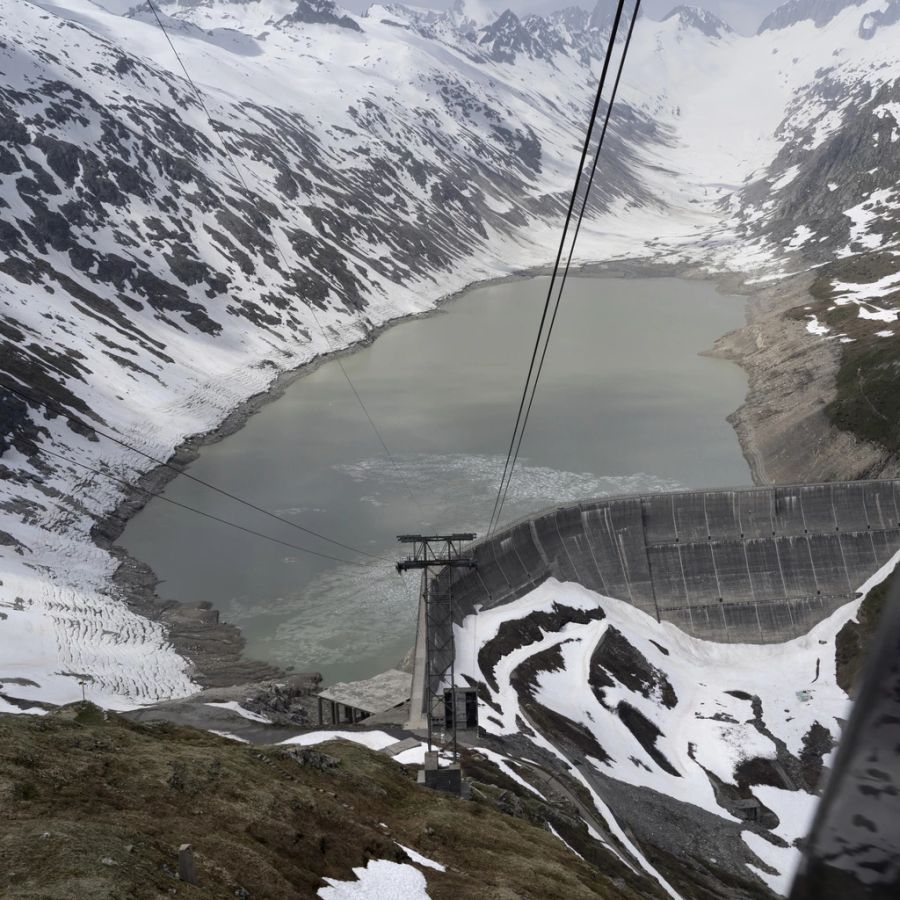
left=436, top=481, right=900, bottom=647
left=640, top=498, right=662, bottom=623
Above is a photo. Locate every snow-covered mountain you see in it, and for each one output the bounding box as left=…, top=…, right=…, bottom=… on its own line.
left=1, top=0, right=899, bottom=713
left=758, top=0, right=869, bottom=31
left=663, top=4, right=733, bottom=36
left=456, top=555, right=897, bottom=896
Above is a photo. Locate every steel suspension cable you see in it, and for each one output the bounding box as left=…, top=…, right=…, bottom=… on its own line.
left=2, top=380, right=378, bottom=559
left=491, top=0, right=643, bottom=534
left=38, top=445, right=369, bottom=567
left=486, top=0, right=631, bottom=536
left=144, top=0, right=421, bottom=511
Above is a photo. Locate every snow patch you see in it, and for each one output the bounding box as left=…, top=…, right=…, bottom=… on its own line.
left=742, top=831, right=795, bottom=896
left=209, top=729, right=250, bottom=743
left=396, top=844, right=445, bottom=872
left=806, top=315, right=830, bottom=336
left=318, top=859, right=430, bottom=899
left=472, top=746, right=547, bottom=800
left=280, top=730, right=400, bottom=751
left=204, top=701, right=273, bottom=723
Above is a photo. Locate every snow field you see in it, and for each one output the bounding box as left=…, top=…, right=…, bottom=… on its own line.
left=454, top=549, right=900, bottom=895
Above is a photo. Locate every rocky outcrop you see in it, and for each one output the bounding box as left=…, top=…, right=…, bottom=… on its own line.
left=663, top=5, right=734, bottom=37
left=758, top=0, right=866, bottom=32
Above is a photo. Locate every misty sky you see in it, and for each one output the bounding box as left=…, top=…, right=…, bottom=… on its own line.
left=340, top=1, right=787, bottom=35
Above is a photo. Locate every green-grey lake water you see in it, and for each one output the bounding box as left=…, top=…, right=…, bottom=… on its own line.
left=119, top=275, right=751, bottom=684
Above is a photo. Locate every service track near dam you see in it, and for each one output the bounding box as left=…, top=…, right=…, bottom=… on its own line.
left=437, top=480, right=900, bottom=646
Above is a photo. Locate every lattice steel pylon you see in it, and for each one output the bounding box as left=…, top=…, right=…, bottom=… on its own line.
left=397, top=534, right=476, bottom=761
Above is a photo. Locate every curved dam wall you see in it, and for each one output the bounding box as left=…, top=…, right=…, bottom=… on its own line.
left=434, top=480, right=900, bottom=645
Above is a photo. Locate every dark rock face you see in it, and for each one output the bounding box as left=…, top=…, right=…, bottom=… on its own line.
left=282, top=746, right=339, bottom=769
left=279, top=0, right=362, bottom=32
left=478, top=603, right=604, bottom=692
left=858, top=0, right=900, bottom=38
left=477, top=10, right=554, bottom=64
left=0, top=381, right=45, bottom=459
left=616, top=701, right=679, bottom=776
left=758, top=0, right=866, bottom=33
left=733, top=76, right=900, bottom=262
left=663, top=5, right=734, bottom=37
left=522, top=14, right=568, bottom=59
left=550, top=5, right=590, bottom=34
left=0, top=311, right=101, bottom=454
left=835, top=567, right=897, bottom=694
left=590, top=627, right=678, bottom=709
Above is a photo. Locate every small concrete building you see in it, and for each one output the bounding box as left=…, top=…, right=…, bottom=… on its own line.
left=317, top=669, right=412, bottom=725
left=732, top=798, right=763, bottom=822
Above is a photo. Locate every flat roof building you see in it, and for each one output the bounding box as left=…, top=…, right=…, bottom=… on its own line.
left=317, top=669, right=412, bottom=725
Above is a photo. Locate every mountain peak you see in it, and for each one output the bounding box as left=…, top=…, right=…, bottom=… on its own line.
left=549, top=5, right=590, bottom=34
left=588, top=0, right=619, bottom=30
left=477, top=9, right=555, bottom=63
left=757, top=0, right=866, bottom=33
left=448, top=0, right=497, bottom=33
left=663, top=5, right=733, bottom=37
left=279, top=0, right=362, bottom=31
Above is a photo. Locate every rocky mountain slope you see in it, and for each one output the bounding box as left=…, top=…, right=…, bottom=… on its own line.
left=0, top=0, right=898, bottom=710
left=452, top=555, right=899, bottom=897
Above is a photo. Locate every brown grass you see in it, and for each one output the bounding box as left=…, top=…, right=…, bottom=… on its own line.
left=0, top=704, right=645, bottom=899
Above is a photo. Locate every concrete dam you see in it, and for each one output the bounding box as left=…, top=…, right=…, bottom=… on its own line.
left=407, top=480, right=900, bottom=730
left=439, top=480, right=900, bottom=642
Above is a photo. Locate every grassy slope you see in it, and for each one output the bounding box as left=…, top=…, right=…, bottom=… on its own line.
left=0, top=705, right=650, bottom=900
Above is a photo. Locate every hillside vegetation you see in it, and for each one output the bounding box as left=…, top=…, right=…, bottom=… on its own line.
left=0, top=704, right=653, bottom=899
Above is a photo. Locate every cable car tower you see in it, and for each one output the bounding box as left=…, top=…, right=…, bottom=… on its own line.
left=396, top=533, right=476, bottom=770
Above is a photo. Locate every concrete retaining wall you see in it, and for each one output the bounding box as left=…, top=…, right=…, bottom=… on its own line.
left=435, top=480, right=900, bottom=644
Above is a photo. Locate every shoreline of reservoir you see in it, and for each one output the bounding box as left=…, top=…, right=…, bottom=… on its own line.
left=96, top=262, right=576, bottom=688
left=100, top=259, right=756, bottom=693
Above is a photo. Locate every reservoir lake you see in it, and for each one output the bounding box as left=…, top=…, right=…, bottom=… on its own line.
left=119, top=275, right=752, bottom=684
